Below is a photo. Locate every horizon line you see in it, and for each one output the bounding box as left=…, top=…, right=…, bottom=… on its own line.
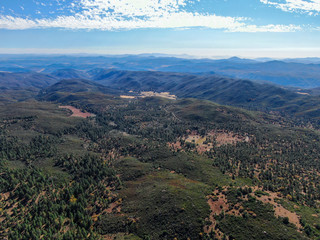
left=0, top=48, right=320, bottom=60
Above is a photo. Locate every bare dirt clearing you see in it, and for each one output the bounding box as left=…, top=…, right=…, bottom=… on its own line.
left=253, top=190, right=302, bottom=229
left=140, top=91, right=177, bottom=100
left=181, top=130, right=250, bottom=153
left=59, top=106, right=94, bottom=118
left=205, top=188, right=242, bottom=239
left=204, top=187, right=302, bottom=239
left=106, top=199, right=122, bottom=214
left=296, top=92, right=310, bottom=95
left=120, top=91, right=177, bottom=100
left=120, top=95, right=136, bottom=99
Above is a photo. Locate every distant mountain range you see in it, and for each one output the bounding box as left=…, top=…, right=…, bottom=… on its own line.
left=0, top=72, right=58, bottom=103
left=1, top=54, right=320, bottom=119
left=0, top=72, right=57, bottom=90
left=1, top=55, right=320, bottom=88
left=28, top=69, right=320, bottom=119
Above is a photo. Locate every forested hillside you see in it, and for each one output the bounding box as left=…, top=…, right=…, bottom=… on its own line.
left=1, top=54, right=320, bottom=239
left=1, top=80, right=320, bottom=239
left=2, top=68, right=320, bottom=121
left=48, top=70, right=320, bottom=121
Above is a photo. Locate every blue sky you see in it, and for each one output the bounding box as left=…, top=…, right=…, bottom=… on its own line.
left=0, top=0, right=320, bottom=58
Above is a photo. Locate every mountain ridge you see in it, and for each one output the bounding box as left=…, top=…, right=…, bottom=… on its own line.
left=1, top=55, right=320, bottom=88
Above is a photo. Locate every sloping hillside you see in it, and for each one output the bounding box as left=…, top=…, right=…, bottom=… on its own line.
left=37, top=78, right=121, bottom=103
left=51, top=69, right=90, bottom=80
left=0, top=72, right=58, bottom=103
left=0, top=72, right=57, bottom=89
left=88, top=69, right=320, bottom=120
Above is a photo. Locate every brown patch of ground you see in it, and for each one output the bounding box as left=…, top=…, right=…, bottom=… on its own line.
left=6, top=201, right=19, bottom=216
left=179, top=130, right=249, bottom=153
left=120, top=95, right=136, bottom=99
left=208, top=130, right=249, bottom=147
left=140, top=91, right=177, bottom=100
left=207, top=189, right=229, bottom=216
left=204, top=186, right=302, bottom=238
left=102, top=233, right=128, bottom=240
left=204, top=188, right=230, bottom=239
left=184, top=134, right=211, bottom=153
left=103, top=235, right=115, bottom=240
left=296, top=92, right=310, bottom=95
left=35, top=191, right=46, bottom=204
left=167, top=141, right=183, bottom=151
left=106, top=199, right=122, bottom=214
left=205, top=187, right=245, bottom=239
left=0, top=192, right=10, bottom=201
left=120, top=90, right=176, bottom=100
left=253, top=190, right=302, bottom=229
left=59, top=106, right=94, bottom=118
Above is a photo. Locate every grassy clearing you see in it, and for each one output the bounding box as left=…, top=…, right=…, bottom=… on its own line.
left=120, top=170, right=211, bottom=239
left=6, top=129, right=40, bottom=144
left=57, top=135, right=88, bottom=155
left=115, top=157, right=153, bottom=182
left=32, top=157, right=71, bottom=183
left=141, top=149, right=251, bottom=188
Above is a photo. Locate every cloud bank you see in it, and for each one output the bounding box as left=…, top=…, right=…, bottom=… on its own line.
left=260, top=0, right=320, bottom=15
left=0, top=0, right=302, bottom=32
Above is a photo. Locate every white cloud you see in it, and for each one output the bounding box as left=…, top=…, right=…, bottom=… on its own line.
left=260, top=0, right=320, bottom=15
left=0, top=16, right=39, bottom=30
left=0, top=0, right=301, bottom=32
left=79, top=0, right=190, bottom=17
left=229, top=24, right=302, bottom=32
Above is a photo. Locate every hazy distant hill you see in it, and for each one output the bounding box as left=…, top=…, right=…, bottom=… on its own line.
left=1, top=68, right=320, bottom=119
left=306, top=87, right=320, bottom=96
left=90, top=69, right=189, bottom=91
left=0, top=72, right=58, bottom=103
left=26, top=68, right=319, bottom=119
left=283, top=57, right=320, bottom=64
left=51, top=69, right=90, bottom=80
left=0, top=72, right=57, bottom=90
left=87, top=69, right=320, bottom=117
left=38, top=78, right=120, bottom=101
left=215, top=60, right=320, bottom=88
left=1, top=55, right=320, bottom=88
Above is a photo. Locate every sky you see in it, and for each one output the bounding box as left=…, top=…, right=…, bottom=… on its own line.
left=0, top=0, right=320, bottom=58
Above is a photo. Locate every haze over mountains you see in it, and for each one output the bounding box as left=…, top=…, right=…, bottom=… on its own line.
left=50, top=69, right=320, bottom=117
left=1, top=55, right=320, bottom=122
left=1, top=54, right=320, bottom=88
